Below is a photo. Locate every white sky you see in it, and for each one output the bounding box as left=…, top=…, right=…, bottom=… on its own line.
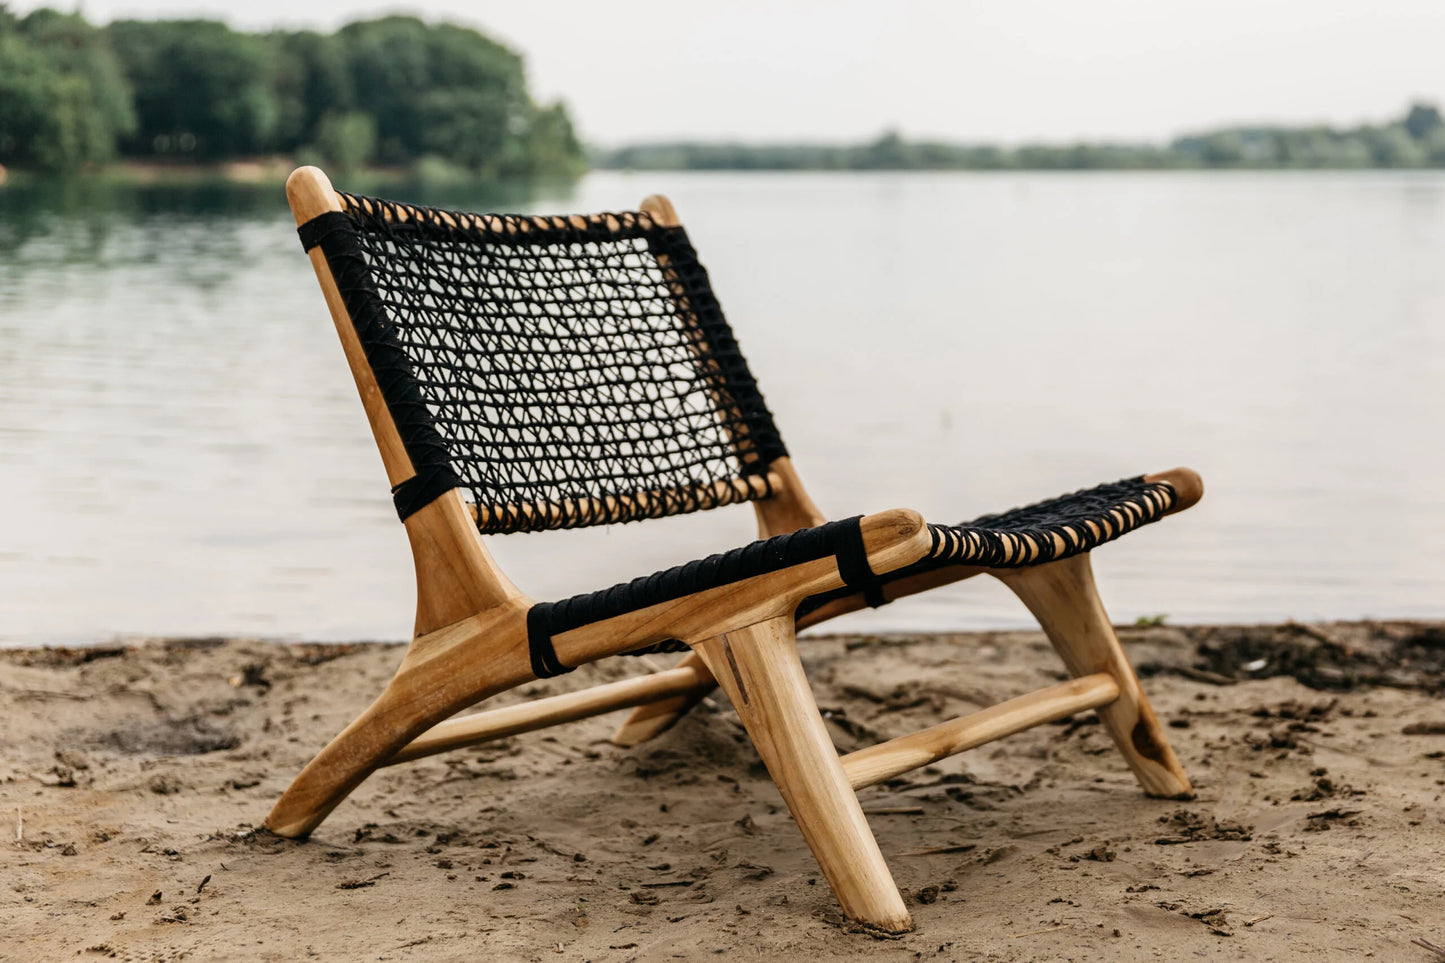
left=23, top=0, right=1445, bottom=146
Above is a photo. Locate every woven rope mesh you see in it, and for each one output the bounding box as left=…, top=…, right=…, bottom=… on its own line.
left=334, top=193, right=787, bottom=533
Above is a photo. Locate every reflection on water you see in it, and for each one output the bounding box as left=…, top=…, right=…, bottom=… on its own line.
left=2, top=171, right=1443, bottom=645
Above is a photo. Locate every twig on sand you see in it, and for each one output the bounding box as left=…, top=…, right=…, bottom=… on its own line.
left=1011, top=924, right=1069, bottom=938
left=899, top=843, right=976, bottom=857
left=14, top=806, right=20, bottom=842
left=1244, top=914, right=1273, bottom=927
left=1412, top=937, right=1445, bottom=960
left=862, top=806, right=925, bottom=815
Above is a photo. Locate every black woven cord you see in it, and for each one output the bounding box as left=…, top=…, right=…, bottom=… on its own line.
left=297, top=211, right=463, bottom=520
left=297, top=211, right=352, bottom=252
left=320, top=192, right=789, bottom=535
left=525, top=516, right=866, bottom=676
left=924, top=476, right=1175, bottom=569
left=793, top=476, right=1177, bottom=620
left=526, top=604, right=569, bottom=679
left=831, top=515, right=873, bottom=587
left=645, top=227, right=788, bottom=472
left=391, top=470, right=464, bottom=521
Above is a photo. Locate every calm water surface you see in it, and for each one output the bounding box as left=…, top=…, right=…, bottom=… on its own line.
left=2, top=171, right=1443, bottom=645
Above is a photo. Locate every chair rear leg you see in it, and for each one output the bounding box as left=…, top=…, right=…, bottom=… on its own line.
left=996, top=553, right=1193, bottom=799
left=692, top=617, right=912, bottom=933
left=610, top=650, right=718, bottom=746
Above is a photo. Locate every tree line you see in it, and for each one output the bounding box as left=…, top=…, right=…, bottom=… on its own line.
left=0, top=7, right=585, bottom=179
left=595, top=103, right=1445, bottom=171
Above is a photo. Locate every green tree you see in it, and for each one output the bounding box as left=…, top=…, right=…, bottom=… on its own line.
left=269, top=30, right=353, bottom=151
left=1404, top=102, right=1442, bottom=141
left=524, top=102, right=586, bottom=179
left=338, top=17, right=530, bottom=170
left=108, top=19, right=279, bottom=158
left=310, top=110, right=375, bottom=173
left=0, top=9, right=135, bottom=171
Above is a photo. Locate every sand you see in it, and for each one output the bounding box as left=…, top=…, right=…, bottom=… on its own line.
left=3, top=621, right=1443, bottom=962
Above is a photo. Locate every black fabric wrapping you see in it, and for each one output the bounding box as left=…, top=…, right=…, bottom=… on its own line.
left=526, top=515, right=867, bottom=677
left=297, top=211, right=463, bottom=520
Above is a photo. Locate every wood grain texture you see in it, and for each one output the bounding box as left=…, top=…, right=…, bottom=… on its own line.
left=613, top=454, right=827, bottom=745
left=608, top=649, right=717, bottom=747
left=550, top=508, right=931, bottom=668
left=1145, top=466, right=1205, bottom=515
left=265, top=599, right=534, bottom=837
left=286, top=167, right=412, bottom=488
left=694, top=618, right=912, bottom=933
left=996, top=553, right=1193, bottom=799
left=387, top=663, right=713, bottom=765
left=841, top=673, right=1119, bottom=790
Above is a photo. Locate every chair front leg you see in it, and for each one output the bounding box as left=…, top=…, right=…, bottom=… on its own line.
left=692, top=617, right=913, bottom=933
left=995, top=553, right=1193, bottom=799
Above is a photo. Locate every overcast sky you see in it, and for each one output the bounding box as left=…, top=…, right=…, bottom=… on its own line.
left=18, top=0, right=1445, bottom=146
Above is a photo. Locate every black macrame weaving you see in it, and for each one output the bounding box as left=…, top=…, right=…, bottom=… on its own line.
left=525, top=476, right=1178, bottom=672
left=795, top=476, right=1177, bottom=620
left=299, top=194, right=787, bottom=532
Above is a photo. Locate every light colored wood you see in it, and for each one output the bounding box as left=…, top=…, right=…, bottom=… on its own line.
left=267, top=505, right=930, bottom=835
left=613, top=464, right=1204, bottom=744
left=840, top=673, right=1119, bottom=790
left=609, top=650, right=717, bottom=747
left=287, top=167, right=522, bottom=638
left=693, top=618, right=912, bottom=933
left=612, top=454, right=826, bottom=745
left=406, top=491, right=526, bottom=637
left=386, top=663, right=712, bottom=765
left=1145, top=466, right=1205, bottom=515
left=287, top=167, right=412, bottom=488
left=639, top=194, right=679, bottom=227
left=265, top=598, right=534, bottom=837
left=276, top=169, right=1204, bottom=931
left=466, top=473, right=777, bottom=529
left=344, top=190, right=645, bottom=237
left=551, top=509, right=930, bottom=668
left=752, top=456, right=827, bottom=538
left=996, top=553, right=1193, bottom=799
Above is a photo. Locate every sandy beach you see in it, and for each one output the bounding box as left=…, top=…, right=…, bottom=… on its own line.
left=3, top=621, right=1443, bottom=961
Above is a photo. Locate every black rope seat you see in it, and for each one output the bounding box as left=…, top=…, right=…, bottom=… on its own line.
left=528, top=476, right=1178, bottom=673
left=795, top=475, right=1177, bottom=619
left=298, top=193, right=787, bottom=532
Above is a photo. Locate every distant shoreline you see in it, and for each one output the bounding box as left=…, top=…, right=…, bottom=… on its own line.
left=10, top=158, right=1445, bottom=190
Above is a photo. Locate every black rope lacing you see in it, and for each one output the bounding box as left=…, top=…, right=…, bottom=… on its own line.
left=299, top=195, right=788, bottom=528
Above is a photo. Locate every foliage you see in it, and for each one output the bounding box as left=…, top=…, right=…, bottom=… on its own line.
left=0, top=7, right=585, bottom=180
left=595, top=102, right=1445, bottom=172
left=108, top=18, right=279, bottom=159
left=311, top=111, right=376, bottom=173
left=0, top=8, right=135, bottom=171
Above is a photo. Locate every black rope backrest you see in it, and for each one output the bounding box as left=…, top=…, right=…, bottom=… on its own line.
left=300, top=192, right=789, bottom=533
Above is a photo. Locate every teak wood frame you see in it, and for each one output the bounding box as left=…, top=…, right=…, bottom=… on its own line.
left=267, top=167, right=1202, bottom=933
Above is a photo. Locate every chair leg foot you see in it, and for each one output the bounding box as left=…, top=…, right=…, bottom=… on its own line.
left=265, top=612, right=534, bottom=837
left=693, top=617, right=913, bottom=933
left=609, top=651, right=718, bottom=747
left=997, top=553, right=1193, bottom=799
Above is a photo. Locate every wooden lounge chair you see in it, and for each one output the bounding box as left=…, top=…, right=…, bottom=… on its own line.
left=268, top=166, right=1203, bottom=933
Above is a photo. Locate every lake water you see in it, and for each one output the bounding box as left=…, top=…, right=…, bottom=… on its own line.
left=2, top=170, right=1443, bottom=646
